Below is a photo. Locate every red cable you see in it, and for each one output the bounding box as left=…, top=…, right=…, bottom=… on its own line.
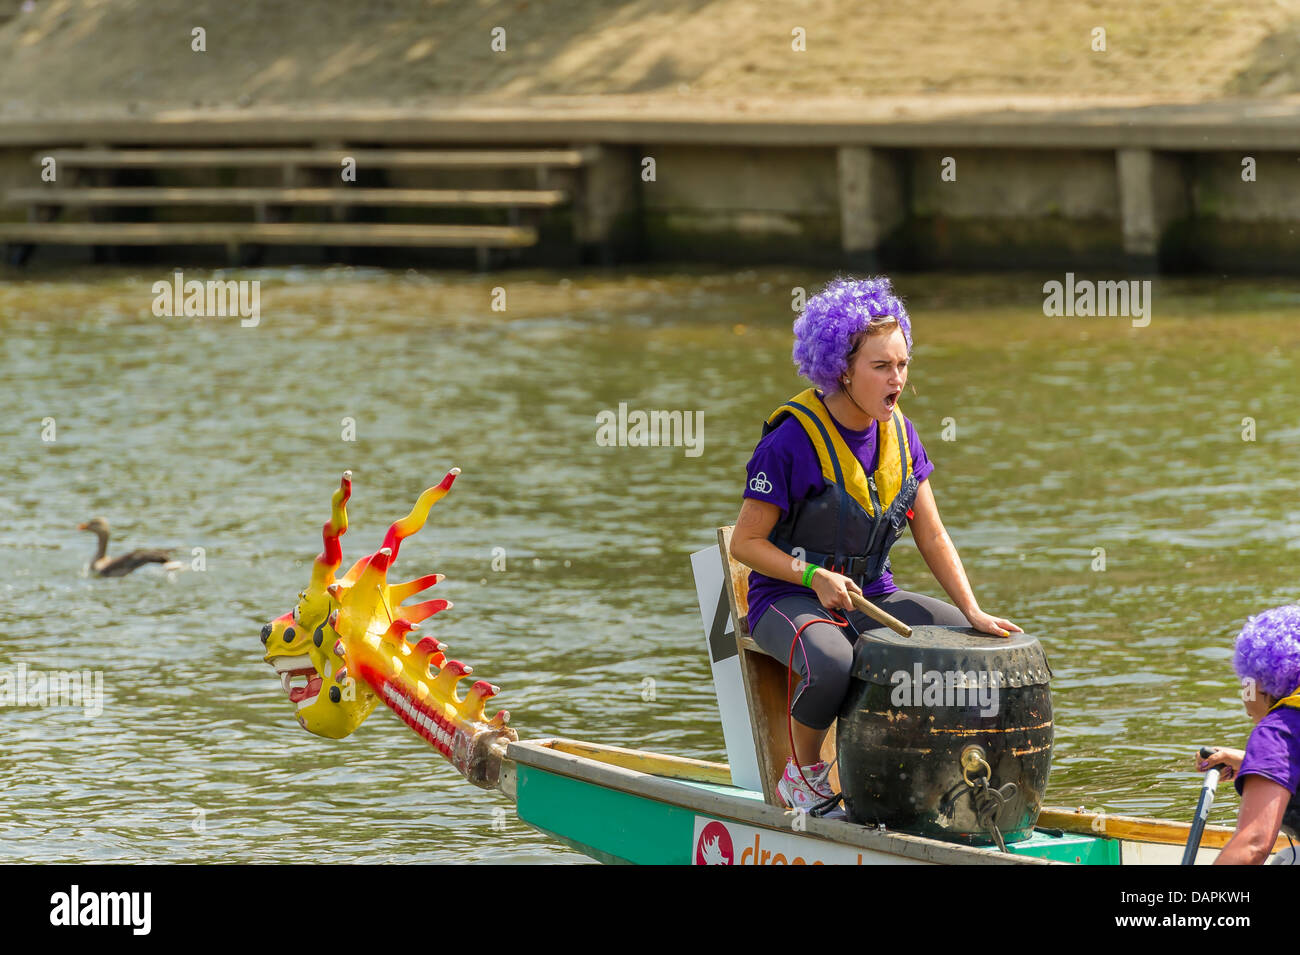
left=786, top=606, right=851, bottom=802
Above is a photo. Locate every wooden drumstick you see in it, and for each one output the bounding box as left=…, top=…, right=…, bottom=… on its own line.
left=849, top=592, right=913, bottom=637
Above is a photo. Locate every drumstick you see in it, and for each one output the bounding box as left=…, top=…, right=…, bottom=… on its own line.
left=848, top=592, right=913, bottom=637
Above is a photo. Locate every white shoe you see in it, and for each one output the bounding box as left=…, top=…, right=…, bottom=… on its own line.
left=777, top=758, right=835, bottom=810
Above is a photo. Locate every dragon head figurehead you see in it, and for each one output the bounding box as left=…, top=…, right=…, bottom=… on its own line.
left=261, top=469, right=517, bottom=789
left=261, top=470, right=375, bottom=738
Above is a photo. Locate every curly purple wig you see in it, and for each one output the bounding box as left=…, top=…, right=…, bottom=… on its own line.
left=792, top=277, right=913, bottom=393
left=1233, top=604, right=1300, bottom=700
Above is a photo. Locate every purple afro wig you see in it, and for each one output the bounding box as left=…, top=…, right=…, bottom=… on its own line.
left=1233, top=604, right=1300, bottom=700
left=792, top=277, right=912, bottom=393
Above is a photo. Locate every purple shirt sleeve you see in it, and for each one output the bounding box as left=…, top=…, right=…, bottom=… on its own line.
left=1235, top=707, right=1300, bottom=797
left=906, top=417, right=934, bottom=484
left=742, top=427, right=796, bottom=516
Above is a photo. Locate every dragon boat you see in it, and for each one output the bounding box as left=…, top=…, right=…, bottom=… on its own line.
left=259, top=471, right=1281, bottom=865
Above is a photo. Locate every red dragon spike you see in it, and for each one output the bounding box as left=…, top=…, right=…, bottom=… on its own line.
left=462, top=681, right=500, bottom=723
left=413, top=637, right=448, bottom=671
left=380, top=469, right=459, bottom=559
left=389, top=573, right=444, bottom=604
left=396, top=598, right=453, bottom=625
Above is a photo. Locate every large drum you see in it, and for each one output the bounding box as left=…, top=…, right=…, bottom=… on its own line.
left=835, top=625, right=1053, bottom=847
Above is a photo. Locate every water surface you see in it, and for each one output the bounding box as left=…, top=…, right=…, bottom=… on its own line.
left=2, top=265, right=1298, bottom=862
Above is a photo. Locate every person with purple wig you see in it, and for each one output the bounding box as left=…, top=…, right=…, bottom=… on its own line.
left=1198, top=604, right=1300, bottom=864
left=730, top=276, right=1020, bottom=814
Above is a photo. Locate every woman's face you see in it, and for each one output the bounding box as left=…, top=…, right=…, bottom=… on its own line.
left=844, top=327, right=910, bottom=422
left=1244, top=686, right=1276, bottom=723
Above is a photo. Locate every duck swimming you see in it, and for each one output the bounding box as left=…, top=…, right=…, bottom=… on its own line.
left=77, top=517, right=180, bottom=577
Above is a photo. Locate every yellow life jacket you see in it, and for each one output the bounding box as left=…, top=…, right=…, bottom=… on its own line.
left=763, top=387, right=912, bottom=517
left=1268, top=688, right=1300, bottom=713
left=761, top=388, right=918, bottom=584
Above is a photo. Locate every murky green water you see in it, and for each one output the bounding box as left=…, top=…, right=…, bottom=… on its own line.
left=2, top=265, right=1298, bottom=862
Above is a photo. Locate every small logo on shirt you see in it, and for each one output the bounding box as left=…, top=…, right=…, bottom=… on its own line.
left=749, top=472, right=772, bottom=494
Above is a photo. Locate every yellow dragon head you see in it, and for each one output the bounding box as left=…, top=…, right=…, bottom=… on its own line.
left=261, top=469, right=516, bottom=789
left=261, top=470, right=375, bottom=738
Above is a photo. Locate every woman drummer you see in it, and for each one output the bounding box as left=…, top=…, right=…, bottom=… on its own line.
left=729, top=277, right=1021, bottom=813
left=1198, top=604, right=1300, bottom=864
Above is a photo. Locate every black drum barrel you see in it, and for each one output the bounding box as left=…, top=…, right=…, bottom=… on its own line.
left=835, top=625, right=1053, bottom=846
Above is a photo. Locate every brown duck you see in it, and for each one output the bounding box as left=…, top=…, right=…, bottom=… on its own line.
left=77, top=517, right=179, bottom=577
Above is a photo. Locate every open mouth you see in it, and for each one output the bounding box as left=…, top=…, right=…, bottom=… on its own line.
left=270, top=657, right=324, bottom=709
left=884, top=391, right=900, bottom=410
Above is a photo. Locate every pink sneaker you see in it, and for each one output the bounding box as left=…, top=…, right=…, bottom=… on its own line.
left=777, top=758, right=834, bottom=810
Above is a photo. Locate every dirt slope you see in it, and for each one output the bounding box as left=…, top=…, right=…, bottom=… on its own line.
left=0, top=0, right=1298, bottom=117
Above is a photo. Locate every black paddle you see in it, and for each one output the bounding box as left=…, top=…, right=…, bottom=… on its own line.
left=1180, top=746, right=1222, bottom=865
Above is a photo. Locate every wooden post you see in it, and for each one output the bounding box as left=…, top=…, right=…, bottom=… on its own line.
left=314, top=140, right=348, bottom=265
left=316, top=140, right=348, bottom=224
left=837, top=146, right=905, bottom=268
left=85, top=141, right=110, bottom=264
left=1117, top=148, right=1188, bottom=271
left=574, top=144, right=637, bottom=264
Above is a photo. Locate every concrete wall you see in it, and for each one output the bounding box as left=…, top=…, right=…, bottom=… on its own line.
left=911, top=148, right=1120, bottom=219
left=633, top=143, right=1300, bottom=272
left=639, top=145, right=841, bottom=262
left=902, top=147, right=1124, bottom=269
left=1172, top=151, right=1300, bottom=271
left=3, top=136, right=1299, bottom=273
left=1191, top=151, right=1300, bottom=221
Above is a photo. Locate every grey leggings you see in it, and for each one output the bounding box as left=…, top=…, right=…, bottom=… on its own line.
left=750, top=590, right=969, bottom=731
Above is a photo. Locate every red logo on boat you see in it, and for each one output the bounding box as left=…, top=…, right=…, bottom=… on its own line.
left=695, top=821, right=734, bottom=865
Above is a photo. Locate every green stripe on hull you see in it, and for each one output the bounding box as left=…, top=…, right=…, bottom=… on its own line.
left=516, top=763, right=1121, bottom=865
left=1006, top=829, right=1120, bottom=864
left=516, top=763, right=696, bottom=864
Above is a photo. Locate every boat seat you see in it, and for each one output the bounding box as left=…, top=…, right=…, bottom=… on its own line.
left=716, top=525, right=842, bottom=808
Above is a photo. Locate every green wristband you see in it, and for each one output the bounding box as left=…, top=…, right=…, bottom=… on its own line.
left=801, top=564, right=819, bottom=588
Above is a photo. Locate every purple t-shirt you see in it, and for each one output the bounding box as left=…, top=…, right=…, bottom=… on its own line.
left=1235, top=705, right=1300, bottom=806
left=742, top=408, right=934, bottom=628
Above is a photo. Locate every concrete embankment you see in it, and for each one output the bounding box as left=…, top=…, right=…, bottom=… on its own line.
left=3, top=0, right=1299, bottom=271
left=4, top=97, right=1298, bottom=272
